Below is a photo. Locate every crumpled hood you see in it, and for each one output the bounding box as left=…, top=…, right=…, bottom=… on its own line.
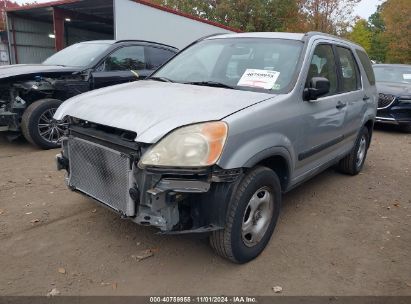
left=376, top=81, right=411, bottom=97
left=0, top=64, right=81, bottom=80
left=55, top=80, right=275, bottom=143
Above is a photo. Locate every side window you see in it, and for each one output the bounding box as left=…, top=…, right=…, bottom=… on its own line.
left=146, top=47, right=175, bottom=69
left=306, top=44, right=338, bottom=95
left=355, top=50, right=376, bottom=85
left=336, top=47, right=361, bottom=92
left=102, top=46, right=146, bottom=72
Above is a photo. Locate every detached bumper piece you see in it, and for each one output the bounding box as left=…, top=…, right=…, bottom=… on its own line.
left=56, top=153, right=69, bottom=171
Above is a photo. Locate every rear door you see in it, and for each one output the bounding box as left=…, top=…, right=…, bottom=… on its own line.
left=146, top=46, right=176, bottom=71
left=334, top=45, right=365, bottom=138
left=91, top=45, right=151, bottom=89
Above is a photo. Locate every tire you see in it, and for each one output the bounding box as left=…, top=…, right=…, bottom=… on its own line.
left=21, top=99, right=67, bottom=149
left=401, top=125, right=411, bottom=133
left=209, top=166, right=281, bottom=264
left=338, top=127, right=370, bottom=175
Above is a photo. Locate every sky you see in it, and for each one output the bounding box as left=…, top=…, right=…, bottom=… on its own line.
left=354, top=0, right=385, bottom=19
left=15, top=0, right=385, bottom=20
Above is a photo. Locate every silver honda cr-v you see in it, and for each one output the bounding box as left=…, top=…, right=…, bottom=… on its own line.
left=55, top=32, right=377, bottom=263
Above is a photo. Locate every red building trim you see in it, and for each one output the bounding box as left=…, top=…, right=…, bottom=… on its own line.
left=6, top=0, right=240, bottom=33
left=53, top=7, right=65, bottom=51
left=133, top=0, right=241, bottom=33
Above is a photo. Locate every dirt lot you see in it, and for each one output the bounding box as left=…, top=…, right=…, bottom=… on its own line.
left=0, top=127, right=410, bottom=296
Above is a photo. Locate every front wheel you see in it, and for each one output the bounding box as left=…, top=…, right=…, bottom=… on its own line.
left=209, top=167, right=281, bottom=263
left=401, top=124, right=411, bottom=133
left=21, top=99, right=68, bottom=149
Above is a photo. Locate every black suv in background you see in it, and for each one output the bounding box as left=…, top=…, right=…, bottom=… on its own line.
left=373, top=64, right=411, bottom=132
left=0, top=40, right=178, bottom=148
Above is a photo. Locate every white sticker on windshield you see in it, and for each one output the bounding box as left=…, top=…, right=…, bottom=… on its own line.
left=237, top=69, right=280, bottom=90
left=403, top=74, right=411, bottom=80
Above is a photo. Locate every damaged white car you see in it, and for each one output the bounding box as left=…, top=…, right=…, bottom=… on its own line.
left=55, top=32, right=377, bottom=263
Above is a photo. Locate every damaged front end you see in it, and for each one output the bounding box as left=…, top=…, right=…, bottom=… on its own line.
left=0, top=74, right=88, bottom=134
left=57, top=120, right=243, bottom=234
left=0, top=82, right=36, bottom=132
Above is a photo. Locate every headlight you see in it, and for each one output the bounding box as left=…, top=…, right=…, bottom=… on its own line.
left=139, top=121, right=228, bottom=168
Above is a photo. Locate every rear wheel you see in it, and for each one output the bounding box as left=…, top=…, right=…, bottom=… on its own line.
left=21, top=99, right=68, bottom=149
left=209, top=166, right=281, bottom=263
left=338, top=127, right=370, bottom=175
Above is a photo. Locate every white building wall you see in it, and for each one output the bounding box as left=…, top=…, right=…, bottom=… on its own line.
left=114, top=0, right=234, bottom=49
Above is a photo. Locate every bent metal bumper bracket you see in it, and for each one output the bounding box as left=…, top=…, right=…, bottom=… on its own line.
left=148, top=178, right=211, bottom=195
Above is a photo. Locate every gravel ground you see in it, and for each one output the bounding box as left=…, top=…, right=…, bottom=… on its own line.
left=0, top=126, right=410, bottom=296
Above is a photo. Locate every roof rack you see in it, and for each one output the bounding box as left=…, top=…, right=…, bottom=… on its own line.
left=114, top=40, right=179, bottom=50
left=304, top=31, right=363, bottom=48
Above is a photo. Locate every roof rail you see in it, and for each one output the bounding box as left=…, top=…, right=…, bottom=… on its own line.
left=171, top=33, right=226, bottom=54
left=114, top=40, right=179, bottom=50
left=194, top=33, right=227, bottom=42
left=304, top=31, right=363, bottom=49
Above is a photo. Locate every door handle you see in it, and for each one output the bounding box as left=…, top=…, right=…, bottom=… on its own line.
left=363, top=95, right=370, bottom=101
left=336, top=101, right=347, bottom=110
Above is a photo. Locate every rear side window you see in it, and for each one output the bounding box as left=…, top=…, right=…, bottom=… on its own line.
left=336, top=47, right=361, bottom=92
left=146, top=47, right=176, bottom=69
left=356, top=50, right=376, bottom=85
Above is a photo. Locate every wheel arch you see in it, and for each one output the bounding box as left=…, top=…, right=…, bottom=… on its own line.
left=243, top=148, right=292, bottom=191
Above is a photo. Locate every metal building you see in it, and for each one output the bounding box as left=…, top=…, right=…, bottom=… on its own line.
left=5, top=0, right=238, bottom=64
left=0, top=31, right=10, bottom=65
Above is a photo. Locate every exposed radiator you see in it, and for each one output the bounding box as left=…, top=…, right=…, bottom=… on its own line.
left=67, top=137, right=135, bottom=216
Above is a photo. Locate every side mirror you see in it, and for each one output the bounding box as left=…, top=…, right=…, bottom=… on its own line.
left=304, top=77, right=330, bottom=101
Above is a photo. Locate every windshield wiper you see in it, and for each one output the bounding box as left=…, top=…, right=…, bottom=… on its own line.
left=149, top=76, right=174, bottom=83
left=184, top=81, right=235, bottom=89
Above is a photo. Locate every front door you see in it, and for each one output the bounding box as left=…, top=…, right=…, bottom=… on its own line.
left=91, top=45, right=152, bottom=89
left=294, top=43, right=347, bottom=177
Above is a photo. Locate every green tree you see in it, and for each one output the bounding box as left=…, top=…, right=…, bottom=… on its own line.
left=298, top=0, right=360, bottom=35
left=367, top=5, right=387, bottom=63
left=381, top=0, right=411, bottom=63
left=347, top=19, right=372, bottom=52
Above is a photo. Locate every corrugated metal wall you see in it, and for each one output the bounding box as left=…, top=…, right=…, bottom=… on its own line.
left=7, top=17, right=113, bottom=64
left=66, top=26, right=112, bottom=45
left=8, top=17, right=55, bottom=64
left=0, top=42, right=10, bottom=65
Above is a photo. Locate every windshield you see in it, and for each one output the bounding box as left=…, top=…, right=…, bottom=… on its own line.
left=373, top=66, right=411, bottom=84
left=43, top=43, right=111, bottom=67
left=152, top=38, right=304, bottom=93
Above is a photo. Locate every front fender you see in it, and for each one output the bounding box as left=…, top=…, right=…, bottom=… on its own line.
left=217, top=131, right=295, bottom=171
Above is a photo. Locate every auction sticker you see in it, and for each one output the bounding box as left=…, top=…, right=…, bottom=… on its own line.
left=403, top=74, right=411, bottom=80
left=238, top=69, right=280, bottom=89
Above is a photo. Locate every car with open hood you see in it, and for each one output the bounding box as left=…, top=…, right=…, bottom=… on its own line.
left=0, top=40, right=177, bottom=148
left=373, top=64, right=411, bottom=132
left=55, top=32, right=377, bottom=263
